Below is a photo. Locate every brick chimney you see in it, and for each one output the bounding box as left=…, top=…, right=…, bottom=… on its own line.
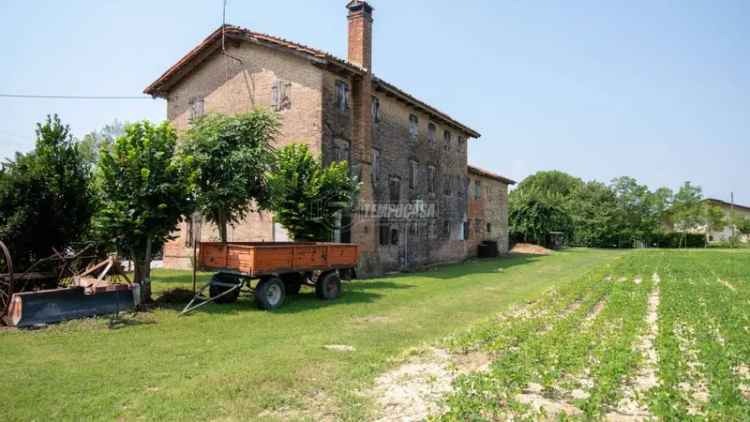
left=346, top=1, right=374, bottom=71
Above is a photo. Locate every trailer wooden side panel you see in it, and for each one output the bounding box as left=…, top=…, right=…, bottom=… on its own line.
left=198, top=242, right=359, bottom=276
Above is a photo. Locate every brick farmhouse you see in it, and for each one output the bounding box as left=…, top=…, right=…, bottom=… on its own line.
left=144, top=1, right=515, bottom=276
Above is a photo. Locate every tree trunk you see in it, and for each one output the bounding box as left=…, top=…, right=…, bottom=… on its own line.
left=217, top=211, right=228, bottom=243
left=133, top=239, right=153, bottom=304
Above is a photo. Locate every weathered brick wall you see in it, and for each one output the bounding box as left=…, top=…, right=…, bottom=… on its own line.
left=467, top=173, right=511, bottom=256
left=162, top=42, right=325, bottom=268
left=323, top=80, right=473, bottom=275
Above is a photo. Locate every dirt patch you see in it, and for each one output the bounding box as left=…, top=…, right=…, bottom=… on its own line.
left=258, top=390, right=337, bottom=422
left=585, top=299, right=607, bottom=323
left=371, top=347, right=492, bottom=422
left=324, top=344, right=356, bottom=352
left=633, top=276, right=643, bottom=285
left=737, top=364, right=750, bottom=400
left=516, top=382, right=582, bottom=419
left=607, top=281, right=661, bottom=421
left=511, top=243, right=552, bottom=255
left=674, top=323, right=710, bottom=415
left=353, top=315, right=393, bottom=324
left=719, top=279, right=736, bottom=292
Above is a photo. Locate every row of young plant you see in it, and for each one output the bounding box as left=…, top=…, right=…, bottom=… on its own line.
left=648, top=251, right=750, bottom=420
left=439, top=253, right=657, bottom=420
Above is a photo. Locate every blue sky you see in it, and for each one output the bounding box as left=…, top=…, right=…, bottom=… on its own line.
left=1, top=0, right=748, bottom=203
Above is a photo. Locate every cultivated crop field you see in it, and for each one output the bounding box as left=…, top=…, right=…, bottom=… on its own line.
left=440, top=249, right=750, bottom=421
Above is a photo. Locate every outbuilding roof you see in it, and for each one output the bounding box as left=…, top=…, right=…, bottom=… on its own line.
left=467, top=165, right=517, bottom=185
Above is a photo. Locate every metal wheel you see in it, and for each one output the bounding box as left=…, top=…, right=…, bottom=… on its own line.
left=255, top=277, right=286, bottom=310
left=0, top=241, right=14, bottom=318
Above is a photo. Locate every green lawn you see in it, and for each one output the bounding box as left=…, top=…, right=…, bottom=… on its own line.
left=2, top=249, right=624, bottom=421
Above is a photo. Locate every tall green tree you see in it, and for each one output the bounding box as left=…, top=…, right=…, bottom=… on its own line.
left=95, top=121, right=192, bottom=301
left=703, top=204, right=726, bottom=244
left=77, top=120, right=126, bottom=167
left=180, top=111, right=279, bottom=242
left=509, top=187, right=573, bottom=246
left=569, top=181, right=621, bottom=247
left=0, top=115, right=95, bottom=269
left=267, top=144, right=359, bottom=241
left=671, top=182, right=704, bottom=247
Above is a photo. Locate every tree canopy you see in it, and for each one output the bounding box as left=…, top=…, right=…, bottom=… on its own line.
left=94, top=121, right=192, bottom=300
left=267, top=144, right=359, bottom=241
left=180, top=110, right=279, bottom=242
left=0, top=115, right=95, bottom=269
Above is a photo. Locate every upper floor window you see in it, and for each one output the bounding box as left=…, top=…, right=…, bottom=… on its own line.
left=474, top=179, right=482, bottom=200
left=372, top=96, right=380, bottom=122
left=458, top=135, right=466, bottom=147
left=189, top=97, right=204, bottom=120
left=444, top=130, right=452, bottom=150
left=444, top=174, right=451, bottom=196
left=272, top=80, right=292, bottom=111
left=487, top=223, right=492, bottom=234
left=335, top=80, right=350, bottom=111
left=409, top=114, right=419, bottom=140
left=427, top=123, right=436, bottom=144
left=389, top=176, right=401, bottom=203
left=409, top=160, right=418, bottom=189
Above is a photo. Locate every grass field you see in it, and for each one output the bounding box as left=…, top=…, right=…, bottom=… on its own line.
left=440, top=249, right=750, bottom=421
left=1, top=249, right=622, bottom=421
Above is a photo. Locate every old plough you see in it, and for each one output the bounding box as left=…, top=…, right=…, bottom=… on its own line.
left=0, top=241, right=140, bottom=328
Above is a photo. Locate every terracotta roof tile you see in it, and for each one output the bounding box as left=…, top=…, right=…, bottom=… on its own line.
left=468, top=165, right=516, bottom=185
left=144, top=25, right=480, bottom=138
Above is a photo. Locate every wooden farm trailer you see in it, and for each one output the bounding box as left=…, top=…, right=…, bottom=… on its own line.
left=182, top=242, right=359, bottom=314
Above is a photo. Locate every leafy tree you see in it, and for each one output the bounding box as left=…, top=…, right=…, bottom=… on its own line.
left=509, top=187, right=573, bottom=246
left=180, top=111, right=279, bottom=242
left=671, top=182, right=704, bottom=247
left=508, top=171, right=580, bottom=246
left=0, top=115, right=95, bottom=269
left=513, top=170, right=584, bottom=201
left=610, top=177, right=668, bottom=246
left=94, top=121, right=192, bottom=301
left=77, top=120, right=126, bottom=166
left=569, top=181, right=621, bottom=247
left=703, top=204, right=726, bottom=244
left=267, top=144, right=359, bottom=241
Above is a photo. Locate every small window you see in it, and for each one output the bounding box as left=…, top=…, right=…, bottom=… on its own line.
left=427, top=165, right=436, bottom=194
left=444, top=174, right=451, bottom=196
left=409, top=160, right=418, bottom=189
left=458, top=136, right=466, bottom=147
left=389, top=177, right=401, bottom=203
left=475, top=219, right=482, bottom=236
left=474, top=179, right=482, bottom=200
left=444, top=130, right=452, bottom=150
left=189, top=97, right=204, bottom=120
left=443, top=221, right=451, bottom=239
left=409, top=114, right=419, bottom=139
left=463, top=221, right=469, bottom=240
left=390, top=229, right=399, bottom=245
left=379, top=224, right=390, bottom=246
left=336, top=80, right=350, bottom=111
left=427, top=123, right=436, bottom=144
left=487, top=223, right=492, bottom=234
left=333, top=138, right=350, bottom=163
left=272, top=80, right=292, bottom=111
left=371, top=148, right=380, bottom=182
left=372, top=96, right=380, bottom=122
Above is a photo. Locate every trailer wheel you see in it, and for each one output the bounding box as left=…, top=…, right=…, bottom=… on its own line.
left=255, top=277, right=286, bottom=310
left=316, top=271, right=342, bottom=300
left=281, top=273, right=303, bottom=295
left=209, top=273, right=241, bottom=304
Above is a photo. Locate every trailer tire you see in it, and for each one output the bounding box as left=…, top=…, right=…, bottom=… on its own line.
left=209, top=273, right=241, bottom=304
left=315, top=271, right=342, bottom=300
left=281, top=273, right=303, bottom=295
left=255, top=277, right=286, bottom=310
